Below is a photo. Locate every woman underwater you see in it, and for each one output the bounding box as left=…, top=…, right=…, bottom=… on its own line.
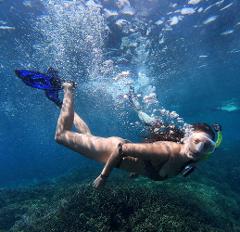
left=15, top=69, right=222, bottom=188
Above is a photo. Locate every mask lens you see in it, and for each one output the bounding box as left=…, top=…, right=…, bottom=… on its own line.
left=203, top=137, right=216, bottom=153
left=195, top=142, right=204, bottom=153
left=191, top=134, right=216, bottom=154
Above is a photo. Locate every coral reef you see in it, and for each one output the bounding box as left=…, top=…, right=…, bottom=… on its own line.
left=0, top=166, right=240, bottom=232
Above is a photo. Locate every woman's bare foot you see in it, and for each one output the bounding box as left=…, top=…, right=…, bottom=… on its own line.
left=62, top=82, right=75, bottom=91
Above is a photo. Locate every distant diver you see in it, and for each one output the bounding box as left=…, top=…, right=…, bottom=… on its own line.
left=15, top=70, right=222, bottom=188
left=215, top=103, right=240, bottom=112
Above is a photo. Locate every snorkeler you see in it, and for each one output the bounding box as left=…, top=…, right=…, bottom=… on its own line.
left=15, top=69, right=222, bottom=188
left=127, top=87, right=222, bottom=174
left=56, top=82, right=222, bottom=187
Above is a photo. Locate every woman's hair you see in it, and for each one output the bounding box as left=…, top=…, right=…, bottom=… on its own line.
left=144, top=123, right=215, bottom=143
left=191, top=123, right=215, bottom=140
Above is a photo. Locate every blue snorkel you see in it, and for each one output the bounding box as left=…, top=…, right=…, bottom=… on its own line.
left=182, top=123, right=222, bottom=177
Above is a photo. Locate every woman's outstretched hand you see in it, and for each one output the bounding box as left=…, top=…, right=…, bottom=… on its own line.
left=92, top=175, right=106, bottom=189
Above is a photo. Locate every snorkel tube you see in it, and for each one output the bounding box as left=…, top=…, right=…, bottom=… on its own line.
left=201, top=123, right=222, bottom=161
left=215, top=130, right=223, bottom=148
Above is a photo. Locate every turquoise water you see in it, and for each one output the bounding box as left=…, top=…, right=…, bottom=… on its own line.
left=0, top=0, right=240, bottom=231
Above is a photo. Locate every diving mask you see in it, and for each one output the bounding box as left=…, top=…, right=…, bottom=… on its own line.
left=187, top=132, right=216, bottom=155
left=201, top=130, right=222, bottom=160
left=182, top=124, right=223, bottom=177
left=196, top=134, right=216, bottom=154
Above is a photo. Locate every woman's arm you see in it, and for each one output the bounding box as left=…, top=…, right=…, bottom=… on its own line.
left=93, top=144, right=123, bottom=188
left=123, top=142, right=179, bottom=160
left=93, top=141, right=180, bottom=188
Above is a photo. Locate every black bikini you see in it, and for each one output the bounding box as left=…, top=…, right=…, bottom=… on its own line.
left=117, top=143, right=194, bottom=181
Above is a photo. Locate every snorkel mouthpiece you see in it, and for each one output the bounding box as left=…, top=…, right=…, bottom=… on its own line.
left=182, top=165, right=196, bottom=177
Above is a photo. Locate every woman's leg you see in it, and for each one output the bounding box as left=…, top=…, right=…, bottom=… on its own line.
left=54, top=83, right=114, bottom=163
left=55, top=83, right=91, bottom=139
left=73, top=112, right=91, bottom=135
left=55, top=83, right=75, bottom=138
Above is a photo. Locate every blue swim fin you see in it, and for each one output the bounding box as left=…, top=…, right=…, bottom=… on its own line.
left=15, top=69, right=63, bottom=91
left=15, top=68, right=64, bottom=107
left=45, top=90, right=63, bottom=108
left=46, top=67, right=59, bottom=79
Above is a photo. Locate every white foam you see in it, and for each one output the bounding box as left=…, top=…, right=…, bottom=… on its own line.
left=215, top=0, right=225, bottom=6
left=180, top=7, right=196, bottom=15
left=162, top=24, right=173, bottom=31
left=0, top=20, right=7, bottom=25
left=229, top=49, right=240, bottom=54
left=116, top=0, right=130, bottom=9
left=116, top=0, right=135, bottom=16
left=23, top=0, right=32, bottom=7
left=203, top=16, right=218, bottom=25
left=159, top=36, right=165, bottom=44
left=104, top=9, right=118, bottom=18
left=203, top=4, right=215, bottom=12
left=115, top=19, right=128, bottom=28
left=0, top=25, right=15, bottom=30
left=198, top=64, right=208, bottom=68
left=143, top=93, right=158, bottom=105
left=86, top=0, right=102, bottom=9
left=220, top=3, right=233, bottom=11
left=35, top=0, right=107, bottom=81
left=113, top=71, right=130, bottom=81
left=199, top=55, right=208, bottom=58
left=221, top=29, right=234, bottom=35
left=146, top=27, right=151, bottom=36
left=169, top=111, right=179, bottom=119
left=170, top=3, right=178, bottom=8
left=155, top=19, right=164, bottom=25
left=168, top=16, right=182, bottom=26
left=120, top=5, right=135, bottom=16
left=188, top=0, right=202, bottom=5
left=137, top=71, right=150, bottom=87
